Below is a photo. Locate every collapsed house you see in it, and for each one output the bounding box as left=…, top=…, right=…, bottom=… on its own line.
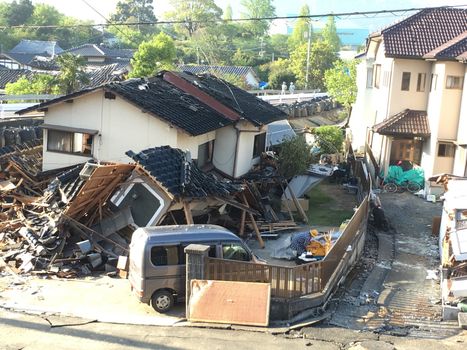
left=433, top=174, right=467, bottom=324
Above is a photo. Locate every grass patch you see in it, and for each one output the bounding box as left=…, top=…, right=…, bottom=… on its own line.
left=306, top=183, right=355, bottom=226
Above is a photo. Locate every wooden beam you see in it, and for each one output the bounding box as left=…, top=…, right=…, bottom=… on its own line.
left=288, top=184, right=308, bottom=223
left=279, top=180, right=295, bottom=222
left=239, top=209, right=246, bottom=237
left=183, top=201, right=194, bottom=225
left=213, top=196, right=260, bottom=215
left=241, top=193, right=264, bottom=248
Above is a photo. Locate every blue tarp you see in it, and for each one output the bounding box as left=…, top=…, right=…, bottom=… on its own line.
left=384, top=165, right=425, bottom=187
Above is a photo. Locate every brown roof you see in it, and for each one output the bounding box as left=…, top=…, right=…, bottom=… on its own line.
left=424, top=31, right=467, bottom=60
left=373, top=109, right=430, bottom=137
left=380, top=8, right=467, bottom=58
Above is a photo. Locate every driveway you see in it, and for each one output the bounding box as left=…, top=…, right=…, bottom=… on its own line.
left=326, top=192, right=461, bottom=338
left=0, top=274, right=184, bottom=326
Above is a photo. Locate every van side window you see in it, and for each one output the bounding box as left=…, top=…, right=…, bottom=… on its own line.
left=179, top=244, right=217, bottom=264
left=151, top=246, right=179, bottom=266
left=222, top=243, right=250, bottom=261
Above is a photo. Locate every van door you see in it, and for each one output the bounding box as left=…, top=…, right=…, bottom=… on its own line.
left=221, top=242, right=252, bottom=262
left=147, top=244, right=184, bottom=298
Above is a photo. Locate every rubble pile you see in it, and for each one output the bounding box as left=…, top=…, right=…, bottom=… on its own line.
left=0, top=148, right=134, bottom=277
left=276, top=96, right=337, bottom=118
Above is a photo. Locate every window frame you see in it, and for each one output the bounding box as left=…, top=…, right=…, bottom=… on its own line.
left=437, top=142, right=455, bottom=158
left=46, top=129, right=94, bottom=156
left=253, top=132, right=266, bottom=158
left=366, top=67, right=374, bottom=88
left=446, top=75, right=463, bottom=90
left=150, top=245, right=181, bottom=266
left=401, top=72, right=411, bottom=91
left=373, top=64, right=381, bottom=89
left=416, top=73, right=426, bottom=92
left=430, top=74, right=438, bottom=92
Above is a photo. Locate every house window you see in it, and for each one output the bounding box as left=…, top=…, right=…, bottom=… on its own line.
left=373, top=64, right=381, bottom=88
left=401, top=72, right=411, bottom=91
left=47, top=129, right=93, bottom=155
left=197, top=140, right=214, bottom=168
left=417, top=73, right=426, bottom=92
left=253, top=133, right=266, bottom=158
left=366, top=67, right=373, bottom=88
left=446, top=75, right=463, bottom=89
left=430, top=74, right=438, bottom=91
left=437, top=142, right=455, bottom=157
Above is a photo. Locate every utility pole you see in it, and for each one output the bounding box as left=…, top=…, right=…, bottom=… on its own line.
left=305, top=20, right=312, bottom=89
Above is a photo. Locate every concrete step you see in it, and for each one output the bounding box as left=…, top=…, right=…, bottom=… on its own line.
left=459, top=312, right=467, bottom=329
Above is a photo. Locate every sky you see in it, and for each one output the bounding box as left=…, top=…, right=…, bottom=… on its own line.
left=26, top=0, right=467, bottom=32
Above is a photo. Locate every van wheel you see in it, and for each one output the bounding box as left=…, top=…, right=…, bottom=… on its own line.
left=151, top=290, right=174, bottom=313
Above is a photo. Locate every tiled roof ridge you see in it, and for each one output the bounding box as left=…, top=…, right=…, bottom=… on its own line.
left=424, top=30, right=467, bottom=59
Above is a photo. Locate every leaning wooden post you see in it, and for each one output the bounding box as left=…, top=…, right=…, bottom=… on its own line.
left=183, top=200, right=194, bottom=224
left=241, top=192, right=265, bottom=248
left=184, top=244, right=210, bottom=320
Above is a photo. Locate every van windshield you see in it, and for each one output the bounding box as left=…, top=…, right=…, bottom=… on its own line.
left=222, top=243, right=250, bottom=261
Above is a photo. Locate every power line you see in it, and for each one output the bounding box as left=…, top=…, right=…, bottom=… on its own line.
left=0, top=5, right=465, bottom=30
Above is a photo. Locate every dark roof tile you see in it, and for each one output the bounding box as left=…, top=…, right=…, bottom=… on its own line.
left=127, top=146, right=241, bottom=198
left=373, top=109, right=430, bottom=137
left=380, top=8, right=467, bottom=58
left=175, top=72, right=287, bottom=126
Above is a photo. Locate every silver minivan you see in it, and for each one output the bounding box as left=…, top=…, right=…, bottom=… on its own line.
left=129, top=224, right=261, bottom=313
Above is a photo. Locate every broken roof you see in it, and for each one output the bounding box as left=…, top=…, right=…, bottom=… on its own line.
left=173, top=71, right=287, bottom=126
left=17, top=76, right=234, bottom=136
left=0, top=69, right=36, bottom=89
left=127, top=146, right=241, bottom=199
left=373, top=109, right=430, bottom=137
left=373, top=8, right=467, bottom=58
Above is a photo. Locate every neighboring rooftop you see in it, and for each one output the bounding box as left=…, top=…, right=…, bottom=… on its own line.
left=423, top=31, right=467, bottom=60
left=373, top=109, right=430, bottom=137
left=61, top=44, right=134, bottom=60
left=0, top=69, right=36, bottom=90
left=178, top=64, right=257, bottom=78
left=174, top=71, right=288, bottom=126
left=85, top=63, right=128, bottom=89
left=374, top=7, right=467, bottom=58
left=127, top=146, right=241, bottom=198
left=9, top=39, right=63, bottom=56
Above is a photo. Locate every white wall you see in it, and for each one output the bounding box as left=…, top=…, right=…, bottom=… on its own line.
left=177, top=130, right=215, bottom=159
left=43, top=90, right=197, bottom=170
left=453, top=65, right=467, bottom=176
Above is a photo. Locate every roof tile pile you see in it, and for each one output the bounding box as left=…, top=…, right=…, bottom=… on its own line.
left=127, top=146, right=241, bottom=198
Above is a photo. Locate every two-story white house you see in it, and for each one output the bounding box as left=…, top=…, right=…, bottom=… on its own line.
left=17, top=71, right=287, bottom=178
left=349, top=7, right=467, bottom=182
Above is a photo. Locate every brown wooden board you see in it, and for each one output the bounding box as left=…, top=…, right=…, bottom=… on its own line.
left=188, top=279, right=270, bottom=327
left=65, top=164, right=135, bottom=223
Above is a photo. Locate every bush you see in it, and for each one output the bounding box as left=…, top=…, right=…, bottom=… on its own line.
left=277, top=135, right=312, bottom=179
left=313, top=125, right=344, bottom=155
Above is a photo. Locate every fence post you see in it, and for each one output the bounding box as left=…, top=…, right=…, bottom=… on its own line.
left=184, top=244, right=210, bottom=320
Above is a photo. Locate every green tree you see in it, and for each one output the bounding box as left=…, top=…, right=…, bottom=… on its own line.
left=324, top=59, right=357, bottom=112
left=240, top=0, right=275, bottom=38
left=290, top=40, right=338, bottom=90
left=288, top=4, right=312, bottom=51
left=5, top=0, right=34, bottom=26
left=165, top=0, right=222, bottom=38
left=267, top=58, right=296, bottom=89
left=110, top=0, right=156, bottom=23
left=313, top=125, right=344, bottom=155
left=56, top=54, right=89, bottom=94
left=129, top=32, right=176, bottom=78
left=321, top=16, right=340, bottom=54
left=277, top=135, right=312, bottom=179
left=5, top=74, right=60, bottom=95
left=270, top=34, right=290, bottom=59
